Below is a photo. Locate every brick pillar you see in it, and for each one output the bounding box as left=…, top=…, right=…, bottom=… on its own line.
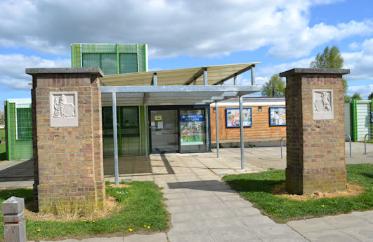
left=27, top=68, right=105, bottom=213
left=280, top=68, right=350, bottom=194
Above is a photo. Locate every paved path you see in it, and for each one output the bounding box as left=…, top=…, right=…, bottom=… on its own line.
left=288, top=211, right=373, bottom=241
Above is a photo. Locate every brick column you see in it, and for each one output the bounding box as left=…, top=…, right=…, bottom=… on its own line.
left=280, top=68, right=350, bottom=194
left=27, top=68, right=105, bottom=213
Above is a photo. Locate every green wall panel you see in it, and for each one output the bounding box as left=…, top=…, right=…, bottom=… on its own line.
left=5, top=102, right=33, bottom=161
left=71, top=43, right=148, bottom=74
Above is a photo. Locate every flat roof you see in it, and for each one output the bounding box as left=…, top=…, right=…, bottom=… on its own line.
left=280, top=68, right=350, bottom=77
left=101, top=62, right=258, bottom=86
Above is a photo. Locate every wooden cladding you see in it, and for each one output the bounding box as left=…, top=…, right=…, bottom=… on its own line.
left=210, top=106, right=286, bottom=143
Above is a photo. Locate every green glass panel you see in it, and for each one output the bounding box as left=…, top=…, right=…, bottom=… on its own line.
left=101, top=53, right=117, bottom=75
left=16, top=108, right=32, bottom=140
left=119, top=53, right=138, bottom=73
left=82, top=53, right=100, bottom=68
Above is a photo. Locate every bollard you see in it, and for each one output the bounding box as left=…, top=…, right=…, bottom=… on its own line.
left=2, top=197, right=26, bottom=242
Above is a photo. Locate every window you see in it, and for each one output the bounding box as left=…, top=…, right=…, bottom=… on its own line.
left=100, top=54, right=117, bottom=75
left=119, top=53, right=138, bottom=73
left=82, top=53, right=100, bottom=68
left=16, top=108, right=32, bottom=140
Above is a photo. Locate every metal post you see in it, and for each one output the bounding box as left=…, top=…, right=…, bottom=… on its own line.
left=364, top=134, right=369, bottom=155
left=233, top=74, right=237, bottom=85
left=203, top=69, right=208, bottom=86
left=112, top=92, right=119, bottom=185
left=346, top=135, right=352, bottom=158
left=239, top=96, right=244, bottom=169
left=3, top=197, right=26, bottom=242
left=251, top=66, right=255, bottom=85
left=215, top=101, right=220, bottom=158
left=280, top=137, right=286, bottom=159
left=152, top=73, right=158, bottom=86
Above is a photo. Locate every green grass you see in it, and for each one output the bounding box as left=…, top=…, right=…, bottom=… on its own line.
left=223, top=164, right=373, bottom=223
left=0, top=128, right=5, bottom=160
left=0, top=181, right=169, bottom=240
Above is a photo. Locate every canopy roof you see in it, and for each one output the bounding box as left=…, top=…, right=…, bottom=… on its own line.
left=101, top=63, right=258, bottom=86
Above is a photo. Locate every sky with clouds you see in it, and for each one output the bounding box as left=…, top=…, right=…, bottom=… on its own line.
left=0, top=0, right=373, bottom=109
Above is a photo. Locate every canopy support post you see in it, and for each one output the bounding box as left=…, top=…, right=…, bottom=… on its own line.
left=203, top=68, right=208, bottom=86
left=251, top=66, right=255, bottom=85
left=239, top=95, right=244, bottom=170
left=215, top=101, right=220, bottom=158
left=152, top=73, right=158, bottom=86
left=112, top=92, right=119, bottom=185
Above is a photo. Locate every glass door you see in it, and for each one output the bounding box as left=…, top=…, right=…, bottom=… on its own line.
left=150, top=110, right=179, bottom=153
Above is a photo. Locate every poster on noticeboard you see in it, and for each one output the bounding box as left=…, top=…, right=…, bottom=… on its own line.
left=269, top=107, right=286, bottom=126
left=225, top=108, right=252, bottom=128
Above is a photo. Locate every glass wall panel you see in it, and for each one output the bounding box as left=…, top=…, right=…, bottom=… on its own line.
left=101, top=53, right=117, bottom=75
left=119, top=53, right=138, bottom=73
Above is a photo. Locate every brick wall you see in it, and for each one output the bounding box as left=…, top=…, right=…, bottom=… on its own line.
left=281, top=69, right=349, bottom=194
left=30, top=69, right=105, bottom=213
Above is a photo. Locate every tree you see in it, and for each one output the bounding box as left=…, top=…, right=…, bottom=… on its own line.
left=351, top=93, right=362, bottom=101
left=368, top=92, right=373, bottom=100
left=311, top=46, right=344, bottom=68
left=261, top=74, right=285, bottom=97
left=310, top=46, right=348, bottom=93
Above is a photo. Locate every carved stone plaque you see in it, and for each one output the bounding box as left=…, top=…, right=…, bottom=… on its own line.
left=313, top=89, right=334, bottom=120
left=50, top=92, right=78, bottom=127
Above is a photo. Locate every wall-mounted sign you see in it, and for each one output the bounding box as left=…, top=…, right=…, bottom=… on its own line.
left=154, top=115, right=162, bottom=121
left=225, top=108, right=252, bottom=128
left=269, top=107, right=286, bottom=126
left=50, top=92, right=78, bottom=127
left=313, top=89, right=334, bottom=120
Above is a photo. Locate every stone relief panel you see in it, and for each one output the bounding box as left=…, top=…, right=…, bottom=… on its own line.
left=313, top=89, right=334, bottom=120
left=50, top=92, right=78, bottom=127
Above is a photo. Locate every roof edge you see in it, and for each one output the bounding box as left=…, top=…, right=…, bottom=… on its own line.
left=279, top=68, right=350, bottom=77
left=25, top=67, right=103, bottom=77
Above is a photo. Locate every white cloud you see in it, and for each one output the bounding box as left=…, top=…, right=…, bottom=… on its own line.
left=347, top=84, right=373, bottom=97
left=343, top=38, right=373, bottom=80
left=0, top=0, right=371, bottom=58
left=0, top=54, right=69, bottom=89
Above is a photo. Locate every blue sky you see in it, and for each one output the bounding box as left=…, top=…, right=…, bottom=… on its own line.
left=0, top=0, right=373, bottom=110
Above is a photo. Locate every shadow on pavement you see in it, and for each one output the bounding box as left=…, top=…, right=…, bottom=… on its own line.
left=0, top=160, right=34, bottom=182
left=167, top=180, right=235, bottom=193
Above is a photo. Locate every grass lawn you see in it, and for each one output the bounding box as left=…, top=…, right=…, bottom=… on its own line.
left=0, top=181, right=169, bottom=241
left=0, top=128, right=5, bottom=160
left=223, top=164, right=373, bottom=223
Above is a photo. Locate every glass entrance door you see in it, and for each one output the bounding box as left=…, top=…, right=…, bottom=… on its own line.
left=150, top=110, right=179, bottom=153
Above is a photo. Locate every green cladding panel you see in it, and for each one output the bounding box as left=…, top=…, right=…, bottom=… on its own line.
left=71, top=43, right=148, bottom=74
left=5, top=101, right=33, bottom=160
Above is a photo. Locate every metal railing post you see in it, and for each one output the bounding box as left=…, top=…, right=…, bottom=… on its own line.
left=364, top=134, right=369, bottom=155
left=346, top=135, right=352, bottom=158
left=280, top=137, right=286, bottom=159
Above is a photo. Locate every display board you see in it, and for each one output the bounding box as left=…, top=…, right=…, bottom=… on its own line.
left=269, top=107, right=286, bottom=126
left=180, top=110, right=205, bottom=145
left=225, top=108, right=252, bottom=128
